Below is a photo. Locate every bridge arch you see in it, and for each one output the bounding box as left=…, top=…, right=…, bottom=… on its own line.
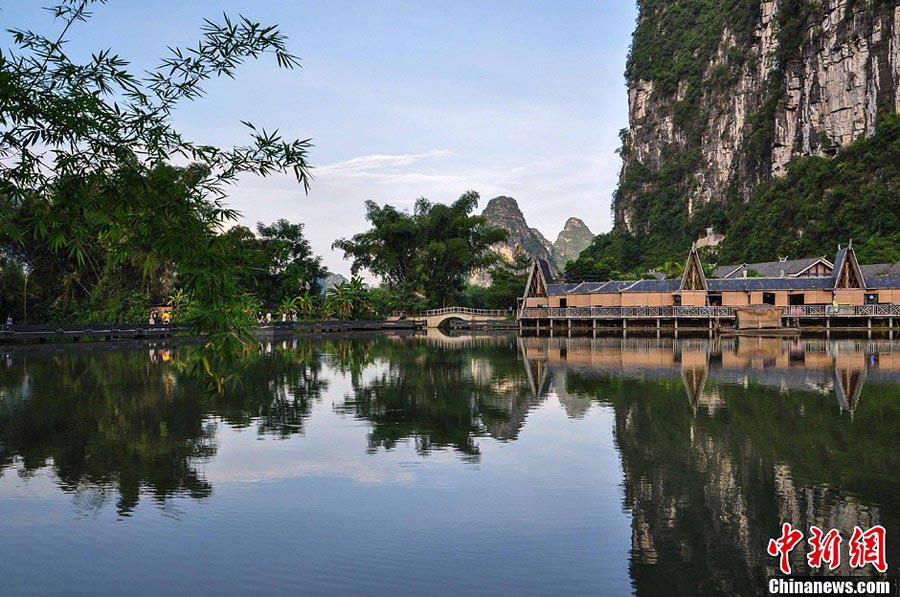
left=415, top=307, right=513, bottom=329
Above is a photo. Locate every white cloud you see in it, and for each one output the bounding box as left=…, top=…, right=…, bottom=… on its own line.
left=316, top=149, right=453, bottom=175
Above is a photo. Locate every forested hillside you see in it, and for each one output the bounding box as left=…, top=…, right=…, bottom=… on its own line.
left=583, top=0, right=899, bottom=271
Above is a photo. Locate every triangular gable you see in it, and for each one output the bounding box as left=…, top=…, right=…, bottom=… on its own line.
left=834, top=366, right=866, bottom=414
left=680, top=247, right=708, bottom=291
left=794, top=257, right=834, bottom=277
left=681, top=366, right=708, bottom=413
left=833, top=244, right=866, bottom=290
left=522, top=260, right=548, bottom=298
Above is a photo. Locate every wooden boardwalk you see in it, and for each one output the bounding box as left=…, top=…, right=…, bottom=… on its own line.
left=0, top=320, right=421, bottom=344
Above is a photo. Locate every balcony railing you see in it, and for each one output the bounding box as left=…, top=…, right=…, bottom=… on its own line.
left=518, top=304, right=900, bottom=320
left=518, top=306, right=735, bottom=319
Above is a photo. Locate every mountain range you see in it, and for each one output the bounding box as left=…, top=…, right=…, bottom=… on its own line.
left=470, top=196, right=594, bottom=285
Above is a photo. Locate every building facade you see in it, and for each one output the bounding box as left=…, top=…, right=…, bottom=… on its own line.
left=519, top=244, right=900, bottom=322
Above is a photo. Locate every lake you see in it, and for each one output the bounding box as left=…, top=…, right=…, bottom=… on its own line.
left=1, top=333, right=898, bottom=595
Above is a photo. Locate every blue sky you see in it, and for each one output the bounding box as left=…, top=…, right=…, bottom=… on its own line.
left=3, top=1, right=638, bottom=277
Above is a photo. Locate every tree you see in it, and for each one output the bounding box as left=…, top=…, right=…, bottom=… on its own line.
left=564, top=256, right=621, bottom=283
left=324, top=277, right=373, bottom=320
left=334, top=191, right=507, bottom=307
left=483, top=250, right=532, bottom=309
left=332, top=201, right=420, bottom=293
left=659, top=261, right=685, bottom=279
left=1, top=2, right=314, bottom=389
left=254, top=219, right=327, bottom=307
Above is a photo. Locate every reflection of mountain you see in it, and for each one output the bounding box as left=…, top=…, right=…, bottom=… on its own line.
left=520, top=336, right=900, bottom=591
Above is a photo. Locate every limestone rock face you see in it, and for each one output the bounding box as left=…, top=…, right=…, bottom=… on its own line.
left=470, top=196, right=556, bottom=286
left=551, top=217, right=595, bottom=269
left=470, top=197, right=594, bottom=286
left=616, top=0, right=899, bottom=228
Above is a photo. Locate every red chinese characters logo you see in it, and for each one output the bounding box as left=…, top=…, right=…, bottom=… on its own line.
left=807, top=526, right=842, bottom=570
left=848, top=525, right=887, bottom=573
left=768, top=523, right=804, bottom=574
left=768, top=524, right=888, bottom=574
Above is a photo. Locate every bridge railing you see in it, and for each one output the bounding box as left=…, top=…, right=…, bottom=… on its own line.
left=416, top=307, right=514, bottom=318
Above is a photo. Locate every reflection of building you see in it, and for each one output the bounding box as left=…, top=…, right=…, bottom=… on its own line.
left=518, top=336, right=898, bottom=592
left=518, top=336, right=900, bottom=413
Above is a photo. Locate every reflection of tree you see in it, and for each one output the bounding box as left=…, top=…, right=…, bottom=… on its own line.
left=0, top=348, right=214, bottom=515
left=0, top=342, right=328, bottom=514
left=564, top=370, right=900, bottom=594
left=209, top=343, right=327, bottom=438
left=334, top=336, right=537, bottom=459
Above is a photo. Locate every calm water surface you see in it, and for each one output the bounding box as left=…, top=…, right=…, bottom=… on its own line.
left=0, top=333, right=898, bottom=595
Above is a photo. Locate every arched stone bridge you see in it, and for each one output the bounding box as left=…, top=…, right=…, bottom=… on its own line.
left=413, top=307, right=514, bottom=329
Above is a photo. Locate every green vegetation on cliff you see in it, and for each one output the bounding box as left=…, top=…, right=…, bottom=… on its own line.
left=582, top=114, right=900, bottom=271
left=599, top=0, right=899, bottom=275
left=717, top=114, right=900, bottom=264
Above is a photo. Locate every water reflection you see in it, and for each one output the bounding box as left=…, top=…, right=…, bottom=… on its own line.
left=0, top=334, right=898, bottom=591
left=519, top=336, right=899, bottom=589
left=334, top=336, right=537, bottom=458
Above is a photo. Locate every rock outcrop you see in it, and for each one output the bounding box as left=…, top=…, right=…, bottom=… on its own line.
left=552, top=217, right=595, bottom=269
left=616, top=0, right=900, bottom=229
left=470, top=197, right=595, bottom=286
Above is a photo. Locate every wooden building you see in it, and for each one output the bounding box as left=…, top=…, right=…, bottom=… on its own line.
left=520, top=242, right=900, bottom=321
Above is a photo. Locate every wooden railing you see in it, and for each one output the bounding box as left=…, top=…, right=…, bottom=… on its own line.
left=788, top=304, right=900, bottom=317
left=519, top=304, right=900, bottom=320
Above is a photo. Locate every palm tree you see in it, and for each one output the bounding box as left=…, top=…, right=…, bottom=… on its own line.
left=294, top=291, right=318, bottom=319
left=326, top=283, right=354, bottom=319
left=167, top=288, right=189, bottom=318
left=278, top=297, right=297, bottom=319
left=347, top=276, right=372, bottom=318
left=661, top=261, right=684, bottom=279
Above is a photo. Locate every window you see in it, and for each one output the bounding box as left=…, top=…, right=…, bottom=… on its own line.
left=558, top=298, right=567, bottom=308
left=673, top=295, right=682, bottom=306
left=865, top=293, right=879, bottom=305
left=788, top=294, right=804, bottom=306
left=708, top=293, right=722, bottom=306
left=762, top=292, right=776, bottom=305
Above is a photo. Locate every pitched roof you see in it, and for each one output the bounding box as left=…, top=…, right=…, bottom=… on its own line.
left=681, top=248, right=708, bottom=291
left=537, top=259, right=555, bottom=286
left=832, top=246, right=866, bottom=289
left=622, top=279, right=682, bottom=293
left=708, top=277, right=833, bottom=291
left=861, top=263, right=900, bottom=278
left=711, top=257, right=831, bottom=279
left=547, top=283, right=580, bottom=294
left=866, top=276, right=900, bottom=289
